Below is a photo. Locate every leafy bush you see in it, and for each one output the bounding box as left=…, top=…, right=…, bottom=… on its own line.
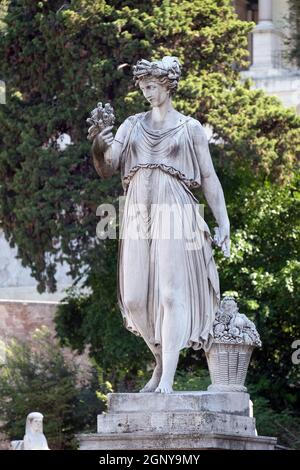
left=173, top=368, right=300, bottom=449
left=0, top=327, right=106, bottom=449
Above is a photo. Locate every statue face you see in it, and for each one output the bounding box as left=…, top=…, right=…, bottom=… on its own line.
left=31, top=417, right=43, bottom=433
left=139, top=78, right=170, bottom=107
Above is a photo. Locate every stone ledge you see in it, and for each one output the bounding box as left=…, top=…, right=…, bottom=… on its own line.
left=97, top=411, right=256, bottom=436
left=78, top=431, right=277, bottom=450
left=107, top=391, right=251, bottom=416
left=78, top=392, right=277, bottom=450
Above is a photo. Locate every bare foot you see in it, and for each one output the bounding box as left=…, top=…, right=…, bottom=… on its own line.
left=139, top=365, right=162, bottom=393
left=155, top=378, right=173, bottom=394
left=154, top=350, right=178, bottom=393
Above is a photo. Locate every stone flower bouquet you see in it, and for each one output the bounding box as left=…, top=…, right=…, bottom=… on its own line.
left=86, top=102, right=115, bottom=142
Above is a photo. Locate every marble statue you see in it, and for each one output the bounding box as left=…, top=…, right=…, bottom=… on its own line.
left=88, top=56, right=230, bottom=393
left=23, top=412, right=49, bottom=450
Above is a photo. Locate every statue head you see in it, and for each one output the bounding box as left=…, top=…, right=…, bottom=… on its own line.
left=25, top=412, right=44, bottom=435
left=133, top=56, right=181, bottom=105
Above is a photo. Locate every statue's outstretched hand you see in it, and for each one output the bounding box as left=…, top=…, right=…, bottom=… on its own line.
left=87, top=124, right=100, bottom=142
left=92, top=126, right=114, bottom=151
left=214, top=225, right=230, bottom=258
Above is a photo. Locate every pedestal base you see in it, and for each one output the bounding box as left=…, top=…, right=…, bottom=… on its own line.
left=77, top=392, right=277, bottom=450
left=78, top=431, right=277, bottom=450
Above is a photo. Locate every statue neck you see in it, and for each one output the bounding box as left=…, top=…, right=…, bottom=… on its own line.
left=150, top=100, right=174, bottom=125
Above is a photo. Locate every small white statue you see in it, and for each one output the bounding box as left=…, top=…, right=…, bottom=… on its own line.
left=23, top=412, right=49, bottom=450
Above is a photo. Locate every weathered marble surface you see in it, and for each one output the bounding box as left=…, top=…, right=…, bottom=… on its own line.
left=78, top=391, right=277, bottom=450
left=78, top=431, right=277, bottom=451
left=206, top=297, right=262, bottom=392
left=89, top=56, right=230, bottom=394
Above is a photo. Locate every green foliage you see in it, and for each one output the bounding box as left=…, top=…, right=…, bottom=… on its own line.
left=0, top=327, right=104, bottom=449
left=173, top=369, right=211, bottom=391
left=248, top=380, right=300, bottom=449
left=0, top=0, right=9, bottom=33
left=0, top=0, right=299, bottom=442
left=55, top=238, right=151, bottom=389
left=0, top=0, right=280, bottom=292
left=213, top=176, right=300, bottom=411
left=172, top=369, right=300, bottom=449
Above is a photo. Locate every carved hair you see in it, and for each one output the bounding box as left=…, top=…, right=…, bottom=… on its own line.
left=133, top=56, right=181, bottom=94
left=25, top=412, right=43, bottom=434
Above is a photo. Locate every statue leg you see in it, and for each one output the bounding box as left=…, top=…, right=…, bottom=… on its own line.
left=122, top=237, right=163, bottom=392
left=124, top=305, right=162, bottom=392
left=155, top=351, right=180, bottom=394
left=154, top=302, right=184, bottom=393
left=123, top=302, right=163, bottom=392
left=139, top=342, right=162, bottom=393
left=155, top=239, right=190, bottom=393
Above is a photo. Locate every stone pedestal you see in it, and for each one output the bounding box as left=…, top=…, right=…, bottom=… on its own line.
left=77, top=392, right=277, bottom=450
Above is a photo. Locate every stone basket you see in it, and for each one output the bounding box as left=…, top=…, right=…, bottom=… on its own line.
left=206, top=297, right=262, bottom=393
left=206, top=342, right=254, bottom=392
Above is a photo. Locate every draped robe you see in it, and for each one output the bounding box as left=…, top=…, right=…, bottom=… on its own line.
left=115, top=112, right=220, bottom=351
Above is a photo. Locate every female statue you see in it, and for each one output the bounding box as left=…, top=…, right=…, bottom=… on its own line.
left=89, top=56, right=230, bottom=393
left=23, top=412, right=49, bottom=450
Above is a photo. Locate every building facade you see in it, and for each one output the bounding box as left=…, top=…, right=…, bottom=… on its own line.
left=234, top=0, right=300, bottom=113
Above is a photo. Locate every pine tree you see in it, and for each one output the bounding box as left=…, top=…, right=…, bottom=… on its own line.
left=0, top=0, right=299, bottom=424
left=0, top=327, right=104, bottom=449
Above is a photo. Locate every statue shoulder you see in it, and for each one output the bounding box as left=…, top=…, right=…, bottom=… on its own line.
left=187, top=117, right=208, bottom=142
left=115, top=112, right=146, bottom=146
left=124, top=112, right=146, bottom=126
left=187, top=117, right=204, bottom=131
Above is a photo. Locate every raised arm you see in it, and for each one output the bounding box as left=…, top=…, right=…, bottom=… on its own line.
left=91, top=118, right=132, bottom=179
left=191, top=120, right=230, bottom=257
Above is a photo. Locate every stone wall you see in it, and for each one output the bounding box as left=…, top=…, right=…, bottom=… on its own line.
left=0, top=299, right=91, bottom=371
left=0, top=300, right=91, bottom=449
left=0, top=300, right=58, bottom=343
